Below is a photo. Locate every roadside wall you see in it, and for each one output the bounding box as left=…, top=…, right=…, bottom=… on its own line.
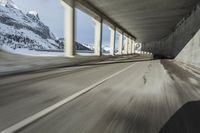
left=176, top=29, right=200, bottom=67
left=142, top=3, right=200, bottom=67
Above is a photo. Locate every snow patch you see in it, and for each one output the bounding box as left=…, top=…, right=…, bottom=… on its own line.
left=1, top=45, right=64, bottom=56
left=0, top=0, right=19, bottom=9
left=27, top=10, right=39, bottom=20
left=27, top=11, right=38, bottom=16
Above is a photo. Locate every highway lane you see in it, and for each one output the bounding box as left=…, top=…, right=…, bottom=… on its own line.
left=1, top=56, right=200, bottom=133
left=13, top=59, right=200, bottom=133
left=0, top=55, right=145, bottom=131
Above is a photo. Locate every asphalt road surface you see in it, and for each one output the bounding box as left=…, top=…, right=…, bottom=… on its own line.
left=0, top=55, right=200, bottom=133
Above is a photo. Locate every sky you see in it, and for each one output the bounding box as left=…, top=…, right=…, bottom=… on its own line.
left=12, top=0, right=113, bottom=46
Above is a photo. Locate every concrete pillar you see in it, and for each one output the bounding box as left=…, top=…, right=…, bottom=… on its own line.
left=63, top=0, right=76, bottom=57
left=125, top=36, right=129, bottom=55
left=93, top=18, right=103, bottom=56
left=132, top=39, right=135, bottom=54
left=118, top=33, right=123, bottom=55
left=109, top=27, right=116, bottom=56
left=128, top=37, right=132, bottom=54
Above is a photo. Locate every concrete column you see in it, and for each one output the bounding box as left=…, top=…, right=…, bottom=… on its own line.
left=128, top=37, right=132, bottom=54
left=63, top=0, right=76, bottom=57
left=131, top=39, right=135, bottom=54
left=118, top=33, right=123, bottom=55
left=125, top=36, right=129, bottom=55
left=93, top=18, right=102, bottom=56
left=109, top=27, right=116, bottom=56
left=131, top=39, right=133, bottom=54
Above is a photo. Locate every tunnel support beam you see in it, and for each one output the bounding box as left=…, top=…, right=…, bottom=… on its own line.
left=94, top=18, right=103, bottom=56
left=76, top=0, right=136, bottom=41
left=128, top=37, right=132, bottom=54
left=118, top=33, right=123, bottom=55
left=62, top=0, right=137, bottom=57
left=125, top=36, right=129, bottom=55
left=63, top=0, right=76, bottom=57
left=110, top=27, right=116, bottom=56
left=131, top=39, right=135, bottom=54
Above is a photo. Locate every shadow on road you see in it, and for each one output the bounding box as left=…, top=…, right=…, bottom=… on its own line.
left=159, top=101, right=200, bottom=133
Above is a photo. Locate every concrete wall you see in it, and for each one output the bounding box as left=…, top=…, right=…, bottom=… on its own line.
left=176, top=29, right=200, bottom=67
left=142, top=3, right=200, bottom=66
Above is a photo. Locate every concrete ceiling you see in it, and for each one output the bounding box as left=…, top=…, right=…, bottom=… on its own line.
left=85, top=0, right=199, bottom=42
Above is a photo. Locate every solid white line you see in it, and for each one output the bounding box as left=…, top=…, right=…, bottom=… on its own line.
left=0, top=63, right=136, bottom=133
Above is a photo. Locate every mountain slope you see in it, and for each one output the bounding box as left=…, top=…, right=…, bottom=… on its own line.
left=0, top=1, right=92, bottom=56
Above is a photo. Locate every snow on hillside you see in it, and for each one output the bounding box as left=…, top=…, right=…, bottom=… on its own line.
left=0, top=1, right=61, bottom=54
left=81, top=43, right=111, bottom=53
left=82, top=43, right=95, bottom=51
left=0, top=0, right=92, bottom=56
left=0, top=0, right=19, bottom=9
left=0, top=22, right=59, bottom=50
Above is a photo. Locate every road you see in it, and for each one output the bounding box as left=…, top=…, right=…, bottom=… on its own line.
left=0, top=55, right=200, bottom=133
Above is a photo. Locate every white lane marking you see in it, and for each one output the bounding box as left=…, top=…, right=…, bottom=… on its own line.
left=0, top=63, right=137, bottom=133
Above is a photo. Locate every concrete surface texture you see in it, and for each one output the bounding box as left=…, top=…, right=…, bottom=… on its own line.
left=84, top=0, right=199, bottom=42
left=142, top=3, right=200, bottom=61
left=0, top=56, right=200, bottom=133
left=176, top=29, right=200, bottom=67
left=0, top=50, right=128, bottom=76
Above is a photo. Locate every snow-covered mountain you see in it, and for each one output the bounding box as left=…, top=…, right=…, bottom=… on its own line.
left=0, top=0, right=92, bottom=56
left=0, top=0, right=19, bottom=9
left=81, top=43, right=111, bottom=53
left=57, top=38, right=91, bottom=51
